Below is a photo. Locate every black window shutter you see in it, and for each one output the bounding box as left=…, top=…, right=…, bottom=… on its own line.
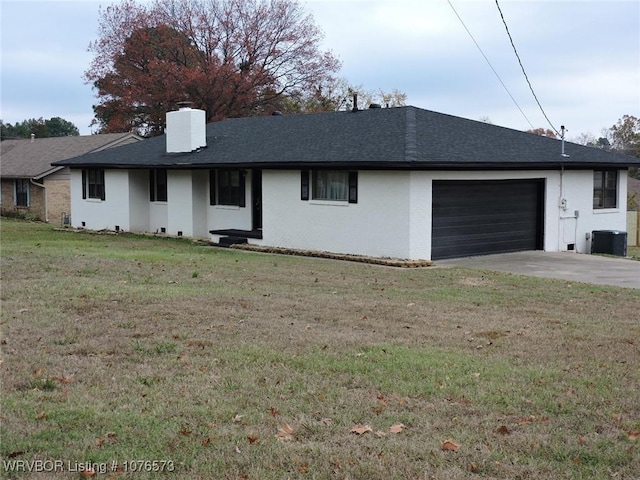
left=82, top=169, right=87, bottom=199
left=149, top=170, right=156, bottom=202
left=209, top=170, right=217, bottom=205
left=348, top=171, right=358, bottom=204
left=301, top=170, right=309, bottom=200
left=158, top=169, right=167, bottom=202
left=100, top=170, right=106, bottom=201
left=239, top=171, right=246, bottom=208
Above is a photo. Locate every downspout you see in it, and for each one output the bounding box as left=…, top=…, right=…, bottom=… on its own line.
left=558, top=165, right=564, bottom=252
left=30, top=178, right=48, bottom=222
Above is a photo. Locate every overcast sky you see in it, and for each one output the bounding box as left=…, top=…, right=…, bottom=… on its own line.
left=1, top=0, right=638, bottom=141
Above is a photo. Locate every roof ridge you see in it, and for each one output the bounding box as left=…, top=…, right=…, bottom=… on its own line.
left=404, top=106, right=417, bottom=162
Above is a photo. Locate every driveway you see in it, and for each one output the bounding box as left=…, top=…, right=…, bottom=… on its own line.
left=435, top=251, right=640, bottom=289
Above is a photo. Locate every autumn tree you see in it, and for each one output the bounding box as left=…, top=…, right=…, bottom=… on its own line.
left=86, top=0, right=340, bottom=135
left=275, top=77, right=407, bottom=114
left=93, top=24, right=203, bottom=135
left=609, top=114, right=640, bottom=180
left=527, top=127, right=557, bottom=138
left=610, top=115, right=640, bottom=156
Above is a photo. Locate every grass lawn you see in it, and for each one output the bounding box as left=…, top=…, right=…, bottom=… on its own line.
left=1, top=218, right=639, bottom=479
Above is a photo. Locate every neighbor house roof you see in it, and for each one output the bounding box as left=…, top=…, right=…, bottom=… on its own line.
left=53, top=106, right=638, bottom=170
left=1, top=132, right=143, bottom=179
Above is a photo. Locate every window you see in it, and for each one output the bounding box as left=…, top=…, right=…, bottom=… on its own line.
left=149, top=169, right=167, bottom=202
left=82, top=169, right=106, bottom=200
left=593, top=170, right=617, bottom=209
left=302, top=170, right=357, bottom=203
left=15, top=179, right=30, bottom=207
left=209, top=169, right=245, bottom=207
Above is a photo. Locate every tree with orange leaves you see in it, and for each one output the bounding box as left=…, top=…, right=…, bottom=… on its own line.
left=85, top=0, right=340, bottom=135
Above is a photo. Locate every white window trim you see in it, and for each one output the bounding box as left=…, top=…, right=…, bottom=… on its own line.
left=308, top=199, right=350, bottom=207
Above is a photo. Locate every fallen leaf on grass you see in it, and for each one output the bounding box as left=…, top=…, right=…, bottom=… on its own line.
left=95, top=432, right=116, bottom=447
left=441, top=439, right=460, bottom=452
left=269, top=406, right=279, bottom=417
left=350, top=425, right=373, bottom=435
left=35, top=411, right=47, bottom=420
left=374, top=431, right=386, bottom=438
left=276, top=423, right=295, bottom=441
left=80, top=468, right=96, bottom=478
left=247, top=434, right=260, bottom=444
left=389, top=423, right=406, bottom=434
left=202, top=437, right=211, bottom=447
left=496, top=425, right=510, bottom=435
left=628, top=431, right=640, bottom=441
left=517, top=415, right=549, bottom=426
left=321, top=417, right=333, bottom=426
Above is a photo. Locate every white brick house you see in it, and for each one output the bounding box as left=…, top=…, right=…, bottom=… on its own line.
left=55, top=105, right=637, bottom=260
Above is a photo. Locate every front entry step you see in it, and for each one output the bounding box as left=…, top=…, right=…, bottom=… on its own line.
left=217, top=236, right=248, bottom=247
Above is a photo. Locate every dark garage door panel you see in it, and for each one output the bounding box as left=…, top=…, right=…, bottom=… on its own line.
left=432, top=180, right=543, bottom=260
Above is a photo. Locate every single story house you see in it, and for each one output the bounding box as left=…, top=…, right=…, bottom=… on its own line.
left=1, top=133, right=142, bottom=223
left=53, top=105, right=637, bottom=260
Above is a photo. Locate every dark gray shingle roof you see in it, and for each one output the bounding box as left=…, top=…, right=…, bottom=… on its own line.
left=53, top=106, right=638, bottom=169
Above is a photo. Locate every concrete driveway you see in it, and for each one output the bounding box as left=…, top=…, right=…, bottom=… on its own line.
left=435, top=251, right=640, bottom=289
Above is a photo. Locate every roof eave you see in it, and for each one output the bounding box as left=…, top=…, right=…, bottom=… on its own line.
left=33, top=165, right=67, bottom=180
left=52, top=160, right=637, bottom=170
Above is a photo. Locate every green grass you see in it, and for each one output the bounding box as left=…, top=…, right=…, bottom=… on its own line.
left=1, top=219, right=639, bottom=479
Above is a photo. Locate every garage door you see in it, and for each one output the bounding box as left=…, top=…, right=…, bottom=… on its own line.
left=432, top=179, right=544, bottom=260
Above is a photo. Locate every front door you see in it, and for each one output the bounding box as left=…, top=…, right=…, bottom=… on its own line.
left=252, top=169, right=262, bottom=231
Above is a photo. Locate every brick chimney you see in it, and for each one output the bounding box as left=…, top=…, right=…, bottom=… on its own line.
left=166, top=102, right=206, bottom=153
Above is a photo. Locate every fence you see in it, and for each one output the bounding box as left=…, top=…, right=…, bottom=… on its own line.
left=628, top=211, right=639, bottom=247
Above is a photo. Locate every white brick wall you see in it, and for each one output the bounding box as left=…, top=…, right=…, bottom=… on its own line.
left=261, top=170, right=415, bottom=259
left=68, top=167, right=629, bottom=260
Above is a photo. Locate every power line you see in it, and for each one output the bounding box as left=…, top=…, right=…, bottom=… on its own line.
left=446, top=0, right=535, bottom=130
left=494, top=0, right=560, bottom=136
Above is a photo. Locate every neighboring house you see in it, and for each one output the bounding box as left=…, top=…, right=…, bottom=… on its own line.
left=1, top=133, right=143, bottom=223
left=53, top=105, right=638, bottom=261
